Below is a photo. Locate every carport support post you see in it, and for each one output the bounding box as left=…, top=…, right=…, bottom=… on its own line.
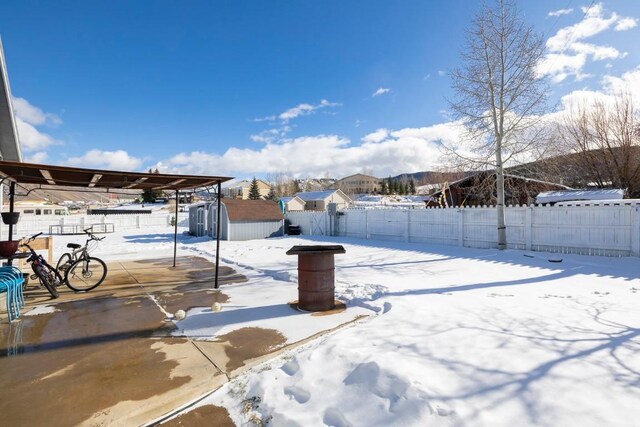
left=8, top=181, right=15, bottom=242
left=173, top=190, right=179, bottom=268
left=215, top=181, right=222, bottom=289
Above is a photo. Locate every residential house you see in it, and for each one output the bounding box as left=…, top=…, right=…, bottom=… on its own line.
left=334, top=173, right=381, bottom=195
left=427, top=172, right=572, bottom=207
left=222, top=179, right=271, bottom=200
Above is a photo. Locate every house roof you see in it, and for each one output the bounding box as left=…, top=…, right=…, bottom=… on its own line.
left=0, top=39, right=21, bottom=162
left=223, top=199, right=284, bottom=221
left=295, top=189, right=351, bottom=202
left=536, top=188, right=624, bottom=204
left=279, top=196, right=304, bottom=204
left=224, top=179, right=270, bottom=189
left=431, top=171, right=571, bottom=197
left=336, top=173, right=380, bottom=182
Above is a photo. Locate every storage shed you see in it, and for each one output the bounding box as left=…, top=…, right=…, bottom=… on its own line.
left=279, top=196, right=305, bottom=213
left=190, top=199, right=284, bottom=240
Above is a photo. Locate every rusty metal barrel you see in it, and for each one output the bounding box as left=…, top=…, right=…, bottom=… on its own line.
left=286, top=245, right=346, bottom=311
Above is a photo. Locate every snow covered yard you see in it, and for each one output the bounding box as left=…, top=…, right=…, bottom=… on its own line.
left=50, top=227, right=640, bottom=426
left=184, top=236, right=639, bottom=427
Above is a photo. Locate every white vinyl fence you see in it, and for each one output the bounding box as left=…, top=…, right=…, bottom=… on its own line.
left=286, top=205, right=640, bottom=257
left=0, top=212, right=189, bottom=237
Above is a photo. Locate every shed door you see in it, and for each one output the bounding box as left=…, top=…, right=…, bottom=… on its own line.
left=196, top=208, right=206, bottom=236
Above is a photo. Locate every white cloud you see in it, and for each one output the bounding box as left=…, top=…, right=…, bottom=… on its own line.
left=12, top=97, right=61, bottom=127
left=278, top=99, right=340, bottom=122
left=25, top=151, right=48, bottom=163
left=424, top=73, right=431, bottom=80
left=548, top=8, right=573, bottom=17
left=10, top=96, right=63, bottom=152
left=250, top=126, right=292, bottom=143
left=252, top=99, right=341, bottom=123
left=540, top=3, right=636, bottom=82
left=66, top=149, right=142, bottom=171
left=155, top=121, right=463, bottom=178
left=602, top=65, right=640, bottom=101
left=362, top=128, right=389, bottom=143
left=437, top=70, right=446, bottom=76
left=14, top=117, right=61, bottom=151
left=615, top=17, right=637, bottom=31
left=372, top=87, right=391, bottom=97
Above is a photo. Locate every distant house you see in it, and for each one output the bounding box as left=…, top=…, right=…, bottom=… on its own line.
left=535, top=188, right=624, bottom=205
left=334, top=173, right=381, bottom=195
left=222, top=179, right=271, bottom=200
left=279, top=196, right=305, bottom=212
left=295, top=189, right=352, bottom=211
left=189, top=199, right=284, bottom=240
left=427, top=172, right=571, bottom=207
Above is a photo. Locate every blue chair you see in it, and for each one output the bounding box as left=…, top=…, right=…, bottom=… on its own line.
left=0, top=266, right=25, bottom=321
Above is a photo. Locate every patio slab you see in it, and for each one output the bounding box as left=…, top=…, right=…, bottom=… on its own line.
left=0, top=255, right=369, bottom=426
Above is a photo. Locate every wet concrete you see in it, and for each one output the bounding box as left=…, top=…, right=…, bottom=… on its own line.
left=0, top=256, right=246, bottom=426
left=0, top=255, right=364, bottom=425
left=161, top=405, right=235, bottom=427
left=217, top=327, right=288, bottom=372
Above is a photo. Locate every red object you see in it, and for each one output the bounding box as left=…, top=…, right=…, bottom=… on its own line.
left=286, top=245, right=346, bottom=311
left=0, top=240, right=20, bottom=257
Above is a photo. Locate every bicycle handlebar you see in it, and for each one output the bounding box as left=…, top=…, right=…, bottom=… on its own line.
left=83, top=229, right=105, bottom=241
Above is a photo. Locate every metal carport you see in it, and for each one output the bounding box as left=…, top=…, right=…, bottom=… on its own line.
left=0, top=160, right=232, bottom=288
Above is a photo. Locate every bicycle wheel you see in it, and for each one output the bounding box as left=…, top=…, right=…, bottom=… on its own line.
left=56, top=253, right=72, bottom=274
left=65, top=257, right=107, bottom=292
left=35, top=264, right=59, bottom=299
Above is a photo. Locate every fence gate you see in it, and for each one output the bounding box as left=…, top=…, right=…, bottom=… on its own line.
left=310, top=211, right=327, bottom=235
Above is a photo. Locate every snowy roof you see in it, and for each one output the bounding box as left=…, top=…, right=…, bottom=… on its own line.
left=295, top=190, right=349, bottom=202
left=536, top=188, right=624, bottom=204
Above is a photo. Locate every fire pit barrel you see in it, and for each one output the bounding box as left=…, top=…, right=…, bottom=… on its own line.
left=286, top=245, right=346, bottom=311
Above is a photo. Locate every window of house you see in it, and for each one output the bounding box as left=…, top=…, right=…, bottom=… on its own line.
left=55, top=209, right=66, bottom=215
left=44, top=209, right=52, bottom=215
left=23, top=209, right=34, bottom=214
left=35, top=209, right=42, bottom=215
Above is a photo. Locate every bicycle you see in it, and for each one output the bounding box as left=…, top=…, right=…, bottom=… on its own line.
left=56, top=229, right=108, bottom=292
left=21, top=232, right=63, bottom=299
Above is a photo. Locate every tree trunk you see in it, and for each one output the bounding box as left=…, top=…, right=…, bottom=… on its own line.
left=496, top=148, right=507, bottom=250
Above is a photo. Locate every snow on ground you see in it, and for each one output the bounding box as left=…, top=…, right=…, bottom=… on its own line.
left=49, top=225, right=640, bottom=426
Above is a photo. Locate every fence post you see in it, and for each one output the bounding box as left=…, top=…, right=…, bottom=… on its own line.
left=632, top=206, right=640, bottom=257
left=525, top=206, right=533, bottom=251
left=405, top=210, right=410, bottom=242
left=365, top=210, right=369, bottom=240
left=458, top=208, right=464, bottom=247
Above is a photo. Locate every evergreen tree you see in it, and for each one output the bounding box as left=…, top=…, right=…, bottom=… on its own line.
left=248, top=177, right=261, bottom=200
left=409, top=179, right=416, bottom=195
left=266, top=187, right=277, bottom=201
left=292, top=179, right=301, bottom=194
left=141, top=168, right=163, bottom=202
left=380, top=180, right=387, bottom=195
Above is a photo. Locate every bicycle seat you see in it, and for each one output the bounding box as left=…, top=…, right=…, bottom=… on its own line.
left=67, top=243, right=81, bottom=249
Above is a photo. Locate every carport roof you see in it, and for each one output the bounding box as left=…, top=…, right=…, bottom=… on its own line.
left=0, top=160, right=233, bottom=192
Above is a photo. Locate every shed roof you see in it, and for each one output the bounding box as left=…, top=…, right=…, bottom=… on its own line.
left=223, top=199, right=284, bottom=221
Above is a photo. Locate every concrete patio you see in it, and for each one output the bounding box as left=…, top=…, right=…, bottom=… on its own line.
left=0, top=255, right=366, bottom=426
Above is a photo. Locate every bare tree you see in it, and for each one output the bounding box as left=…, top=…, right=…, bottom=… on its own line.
left=448, top=0, right=548, bottom=249
left=558, top=94, right=640, bottom=197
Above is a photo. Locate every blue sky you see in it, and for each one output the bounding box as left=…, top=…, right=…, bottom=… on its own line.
left=1, top=1, right=639, bottom=179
